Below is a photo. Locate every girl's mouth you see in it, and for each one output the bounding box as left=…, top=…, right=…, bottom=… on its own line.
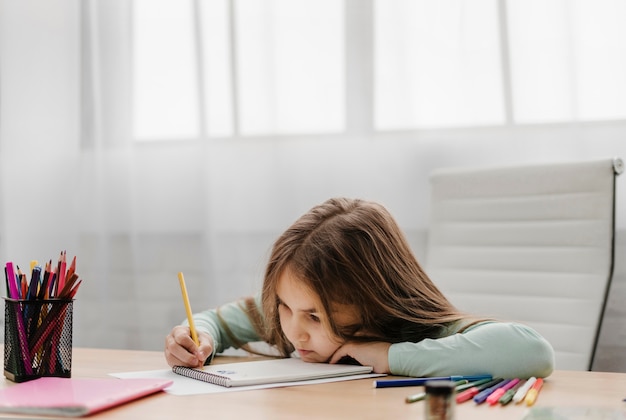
left=297, top=349, right=313, bottom=358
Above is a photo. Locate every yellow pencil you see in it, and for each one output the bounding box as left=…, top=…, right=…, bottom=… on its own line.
left=177, top=272, right=199, bottom=346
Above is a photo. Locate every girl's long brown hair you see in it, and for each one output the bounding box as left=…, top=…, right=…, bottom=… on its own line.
left=257, top=197, right=470, bottom=357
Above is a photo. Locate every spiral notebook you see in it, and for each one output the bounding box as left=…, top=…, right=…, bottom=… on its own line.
left=0, top=377, right=172, bottom=417
left=172, top=358, right=373, bottom=388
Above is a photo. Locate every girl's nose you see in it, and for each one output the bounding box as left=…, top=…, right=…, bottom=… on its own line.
left=291, top=320, right=309, bottom=343
left=297, top=329, right=309, bottom=342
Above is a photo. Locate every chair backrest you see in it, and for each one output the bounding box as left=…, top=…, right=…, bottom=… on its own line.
left=425, top=158, right=622, bottom=371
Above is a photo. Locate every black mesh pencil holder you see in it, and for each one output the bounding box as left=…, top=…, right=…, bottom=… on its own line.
left=3, top=298, right=73, bottom=382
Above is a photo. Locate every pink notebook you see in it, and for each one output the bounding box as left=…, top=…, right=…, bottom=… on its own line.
left=0, top=377, right=172, bottom=417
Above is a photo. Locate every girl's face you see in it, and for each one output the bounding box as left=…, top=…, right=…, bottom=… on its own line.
left=276, top=267, right=360, bottom=363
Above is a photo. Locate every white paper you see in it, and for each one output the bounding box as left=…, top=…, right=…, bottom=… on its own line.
left=109, top=369, right=385, bottom=396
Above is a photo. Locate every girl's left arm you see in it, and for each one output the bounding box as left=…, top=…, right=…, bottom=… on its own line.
left=388, top=321, right=555, bottom=379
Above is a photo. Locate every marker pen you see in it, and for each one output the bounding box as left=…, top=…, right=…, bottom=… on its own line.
left=487, top=378, right=519, bottom=405
left=474, top=379, right=510, bottom=404
left=513, top=377, right=537, bottom=404
left=456, top=378, right=503, bottom=403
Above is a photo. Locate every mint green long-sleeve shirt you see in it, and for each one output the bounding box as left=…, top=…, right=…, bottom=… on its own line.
left=187, top=295, right=555, bottom=379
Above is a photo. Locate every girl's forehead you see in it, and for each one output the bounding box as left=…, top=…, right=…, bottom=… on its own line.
left=276, top=267, right=320, bottom=304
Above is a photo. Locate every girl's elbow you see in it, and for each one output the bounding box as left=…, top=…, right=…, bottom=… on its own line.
left=534, top=340, right=556, bottom=378
left=536, top=356, right=555, bottom=378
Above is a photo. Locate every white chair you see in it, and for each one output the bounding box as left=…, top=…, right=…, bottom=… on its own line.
left=425, top=158, right=622, bottom=371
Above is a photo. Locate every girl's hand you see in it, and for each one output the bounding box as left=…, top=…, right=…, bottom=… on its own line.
left=329, top=341, right=392, bottom=373
left=164, top=325, right=214, bottom=368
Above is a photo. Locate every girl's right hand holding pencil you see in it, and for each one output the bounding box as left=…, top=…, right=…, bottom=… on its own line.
left=164, top=326, right=213, bottom=368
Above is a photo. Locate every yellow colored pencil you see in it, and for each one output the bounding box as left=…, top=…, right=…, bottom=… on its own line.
left=177, top=272, right=199, bottom=346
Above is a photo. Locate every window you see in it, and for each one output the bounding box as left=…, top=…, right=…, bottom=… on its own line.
left=375, top=0, right=626, bottom=129
left=129, top=0, right=626, bottom=142
left=133, top=0, right=199, bottom=140
left=374, top=0, right=505, bottom=130
left=132, top=0, right=344, bottom=140
left=507, top=0, right=626, bottom=123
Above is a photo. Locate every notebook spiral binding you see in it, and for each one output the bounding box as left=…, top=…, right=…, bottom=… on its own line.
left=172, top=366, right=230, bottom=387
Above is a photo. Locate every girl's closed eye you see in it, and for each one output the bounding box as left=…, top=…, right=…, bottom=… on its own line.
left=308, top=313, right=321, bottom=323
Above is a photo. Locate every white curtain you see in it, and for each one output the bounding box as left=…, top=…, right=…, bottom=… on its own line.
left=3, top=0, right=626, bottom=354
left=0, top=0, right=273, bottom=351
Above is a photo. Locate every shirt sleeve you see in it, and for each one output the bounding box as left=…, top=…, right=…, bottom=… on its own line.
left=182, top=294, right=264, bottom=361
left=388, top=321, right=555, bottom=379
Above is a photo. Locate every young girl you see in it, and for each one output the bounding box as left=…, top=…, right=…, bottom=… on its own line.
left=165, top=197, right=554, bottom=378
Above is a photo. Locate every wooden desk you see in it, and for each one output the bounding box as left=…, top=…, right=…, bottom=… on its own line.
left=1, top=347, right=626, bottom=419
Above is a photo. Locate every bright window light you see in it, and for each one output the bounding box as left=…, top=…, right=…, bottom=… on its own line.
left=374, top=0, right=505, bottom=130
left=235, top=0, right=345, bottom=135
left=199, top=0, right=234, bottom=137
left=133, top=0, right=198, bottom=140
left=508, top=0, right=626, bottom=123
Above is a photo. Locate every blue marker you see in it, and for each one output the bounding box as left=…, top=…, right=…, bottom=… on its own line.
left=373, top=374, right=493, bottom=389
